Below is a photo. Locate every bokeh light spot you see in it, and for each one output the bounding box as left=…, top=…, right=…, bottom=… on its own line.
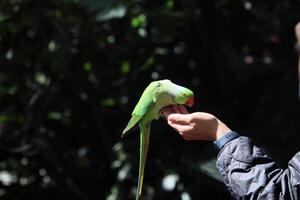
left=162, top=174, right=179, bottom=191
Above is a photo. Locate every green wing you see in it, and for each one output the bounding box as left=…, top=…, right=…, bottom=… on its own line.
left=121, top=82, right=158, bottom=137
left=121, top=114, right=141, bottom=137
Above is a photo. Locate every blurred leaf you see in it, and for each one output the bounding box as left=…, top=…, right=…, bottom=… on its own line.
left=95, top=5, right=127, bottom=21
left=131, top=14, right=147, bottom=28
left=107, top=35, right=115, bottom=44
left=0, top=171, right=18, bottom=186
left=34, top=72, right=50, bottom=86
left=83, top=62, right=92, bottom=72
left=155, top=47, right=168, bottom=55
left=0, top=85, right=18, bottom=95
left=47, top=112, right=62, bottom=120
left=106, top=186, right=118, bottom=200
left=142, top=56, right=155, bottom=70
left=101, top=98, right=116, bottom=107
left=48, top=40, right=58, bottom=52
left=0, top=114, right=23, bottom=124
left=0, top=114, right=9, bottom=124
left=121, top=61, right=130, bottom=74
left=166, top=0, right=174, bottom=10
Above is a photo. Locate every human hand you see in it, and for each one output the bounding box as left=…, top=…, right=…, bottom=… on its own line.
left=295, top=22, right=300, bottom=42
left=161, top=105, right=231, bottom=141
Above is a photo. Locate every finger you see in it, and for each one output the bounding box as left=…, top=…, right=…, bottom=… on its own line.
left=168, top=121, right=192, bottom=133
left=161, top=110, right=171, bottom=120
left=161, top=107, right=175, bottom=119
left=161, top=107, right=173, bottom=114
left=178, top=105, right=189, bottom=114
left=168, top=113, right=192, bottom=125
left=171, top=105, right=181, bottom=113
left=161, top=106, right=174, bottom=114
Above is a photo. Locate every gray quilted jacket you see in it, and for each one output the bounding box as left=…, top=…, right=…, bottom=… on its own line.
left=216, top=136, right=300, bottom=199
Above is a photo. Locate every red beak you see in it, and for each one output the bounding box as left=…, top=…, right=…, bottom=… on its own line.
left=185, top=97, right=194, bottom=107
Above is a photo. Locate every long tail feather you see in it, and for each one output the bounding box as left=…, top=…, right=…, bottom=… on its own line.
left=136, top=123, right=151, bottom=200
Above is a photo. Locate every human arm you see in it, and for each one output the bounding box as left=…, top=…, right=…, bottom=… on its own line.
left=162, top=105, right=300, bottom=199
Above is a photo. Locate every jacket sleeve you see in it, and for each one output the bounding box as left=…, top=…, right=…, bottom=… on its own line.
left=216, top=136, right=300, bottom=200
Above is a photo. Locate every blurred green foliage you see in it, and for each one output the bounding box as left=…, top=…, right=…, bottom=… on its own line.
left=0, top=0, right=299, bottom=200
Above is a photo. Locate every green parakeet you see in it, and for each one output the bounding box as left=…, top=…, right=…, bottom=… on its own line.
left=122, top=79, right=194, bottom=200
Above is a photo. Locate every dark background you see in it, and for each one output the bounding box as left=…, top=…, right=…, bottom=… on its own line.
left=0, top=0, right=299, bottom=199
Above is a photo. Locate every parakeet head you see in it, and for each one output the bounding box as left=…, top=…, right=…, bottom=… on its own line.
left=172, top=85, right=194, bottom=107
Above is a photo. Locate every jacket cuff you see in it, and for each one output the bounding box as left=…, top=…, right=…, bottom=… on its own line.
left=213, top=131, right=239, bottom=151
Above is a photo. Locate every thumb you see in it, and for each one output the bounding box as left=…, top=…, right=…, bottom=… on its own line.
left=168, top=113, right=191, bottom=125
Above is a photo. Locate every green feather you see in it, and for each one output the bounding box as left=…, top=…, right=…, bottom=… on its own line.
left=122, top=82, right=157, bottom=137
left=136, top=123, right=151, bottom=200
left=121, top=114, right=141, bottom=137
